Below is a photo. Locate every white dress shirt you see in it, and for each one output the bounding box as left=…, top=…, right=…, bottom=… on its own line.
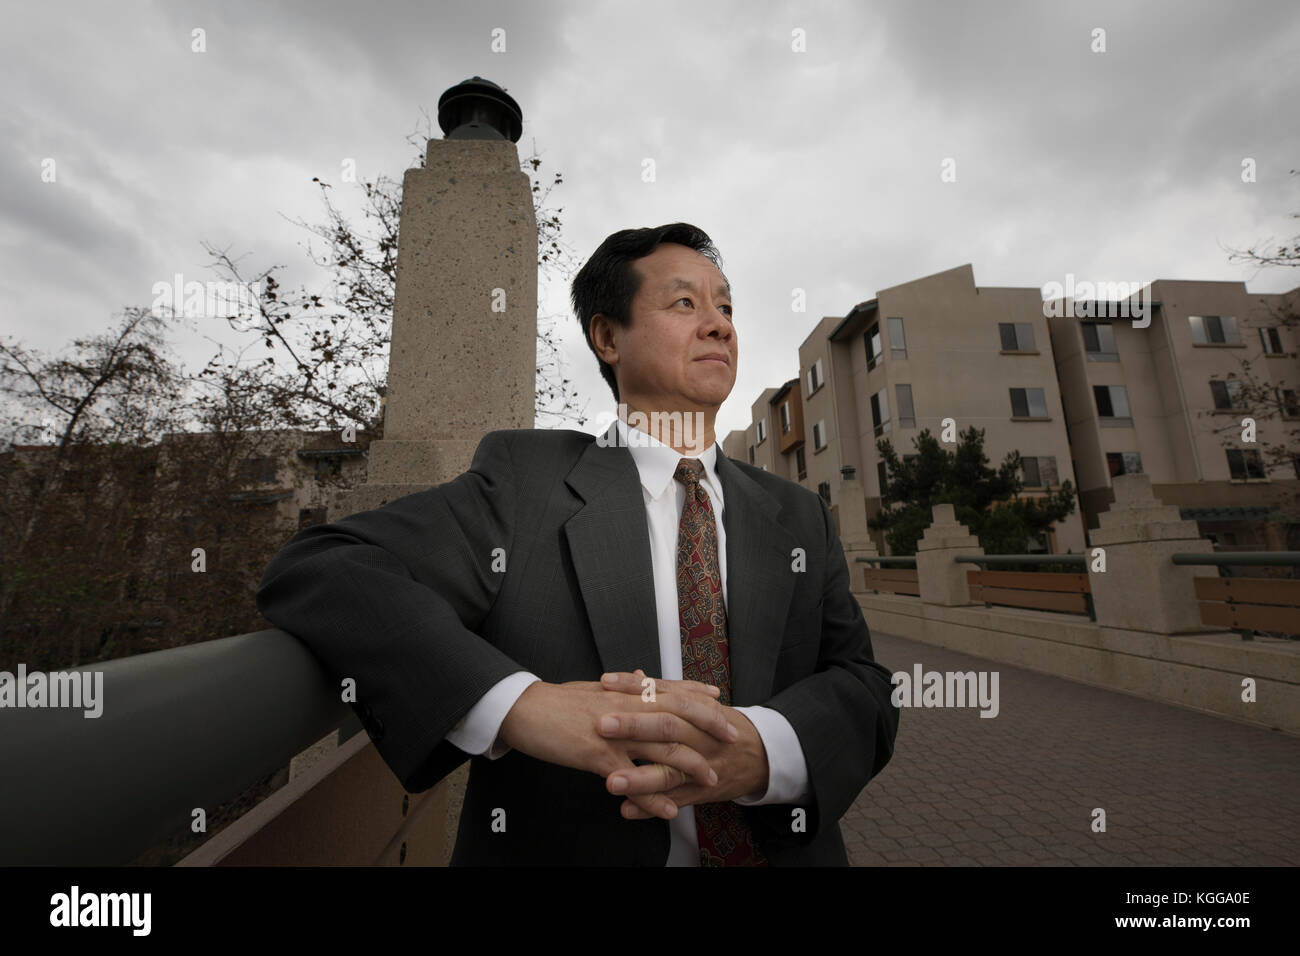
left=444, top=415, right=811, bottom=865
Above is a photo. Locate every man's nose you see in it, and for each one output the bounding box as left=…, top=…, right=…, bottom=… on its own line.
left=701, top=304, right=734, bottom=338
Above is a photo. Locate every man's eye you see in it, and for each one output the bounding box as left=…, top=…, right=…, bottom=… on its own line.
left=677, top=297, right=733, bottom=315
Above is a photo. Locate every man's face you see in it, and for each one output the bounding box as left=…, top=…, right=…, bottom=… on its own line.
left=596, top=242, right=738, bottom=411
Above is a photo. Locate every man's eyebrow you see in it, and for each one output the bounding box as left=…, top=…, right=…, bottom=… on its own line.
left=665, top=277, right=732, bottom=300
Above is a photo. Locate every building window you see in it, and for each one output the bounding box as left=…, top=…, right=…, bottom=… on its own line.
left=1093, top=385, right=1131, bottom=421
left=1209, top=379, right=1247, bottom=411
left=756, top=419, right=767, bottom=444
left=1082, top=322, right=1118, bottom=361
left=999, top=322, right=1036, bottom=352
left=1020, top=456, right=1058, bottom=488
left=1279, top=388, right=1300, bottom=419
left=1188, top=314, right=1241, bottom=345
left=877, top=460, right=888, bottom=494
left=1026, top=530, right=1050, bottom=554
left=748, top=445, right=755, bottom=464
left=314, top=456, right=343, bottom=480
left=1226, top=448, right=1265, bottom=480
left=1009, top=387, right=1048, bottom=418
left=817, top=480, right=831, bottom=504
left=298, top=507, right=327, bottom=529
left=1106, top=452, right=1143, bottom=477
left=1260, top=327, right=1285, bottom=354
left=239, top=456, right=277, bottom=484
left=895, top=384, right=915, bottom=428
left=888, top=317, right=907, bottom=360
left=813, top=419, right=826, bottom=451
left=780, top=402, right=791, bottom=434
left=864, top=323, right=882, bottom=370
left=796, top=446, right=807, bottom=480
left=871, top=388, right=891, bottom=437
left=807, top=358, right=824, bottom=393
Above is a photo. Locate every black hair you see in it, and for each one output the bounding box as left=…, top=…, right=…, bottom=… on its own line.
left=569, top=222, right=727, bottom=401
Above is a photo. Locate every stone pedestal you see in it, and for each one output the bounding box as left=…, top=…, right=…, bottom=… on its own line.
left=837, top=476, right=878, bottom=575
left=344, top=136, right=537, bottom=515
left=916, top=504, right=984, bottom=607
left=1088, top=474, right=1214, bottom=634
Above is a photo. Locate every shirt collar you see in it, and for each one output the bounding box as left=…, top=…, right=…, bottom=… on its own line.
left=613, top=414, right=721, bottom=502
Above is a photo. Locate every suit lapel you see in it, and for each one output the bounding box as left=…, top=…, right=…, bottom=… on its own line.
left=714, top=452, right=798, bottom=704
left=562, top=425, right=798, bottom=704
left=563, top=427, right=662, bottom=678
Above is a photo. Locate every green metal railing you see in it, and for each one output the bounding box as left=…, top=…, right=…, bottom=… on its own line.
left=1171, top=552, right=1300, bottom=568
left=955, top=554, right=1086, bottom=569
left=0, top=628, right=356, bottom=865
left=854, top=554, right=1087, bottom=568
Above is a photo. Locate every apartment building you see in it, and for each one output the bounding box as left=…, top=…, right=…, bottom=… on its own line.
left=723, top=264, right=1300, bottom=554
left=1048, top=279, right=1300, bottom=548
left=725, top=386, right=779, bottom=474
left=821, top=264, right=1085, bottom=553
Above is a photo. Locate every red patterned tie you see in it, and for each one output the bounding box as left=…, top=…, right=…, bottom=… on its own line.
left=673, top=457, right=768, bottom=867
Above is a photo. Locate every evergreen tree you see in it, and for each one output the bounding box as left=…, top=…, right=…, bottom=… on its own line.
left=869, top=426, right=1077, bottom=556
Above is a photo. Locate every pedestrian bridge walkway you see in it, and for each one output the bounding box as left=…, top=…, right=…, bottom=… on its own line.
left=843, top=631, right=1300, bottom=866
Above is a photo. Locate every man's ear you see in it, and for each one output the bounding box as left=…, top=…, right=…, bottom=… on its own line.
left=590, top=313, right=619, bottom=366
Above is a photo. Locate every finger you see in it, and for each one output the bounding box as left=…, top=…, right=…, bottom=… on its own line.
left=598, top=711, right=701, bottom=749
left=626, top=741, right=717, bottom=787
left=623, top=784, right=708, bottom=818
left=659, top=688, right=738, bottom=742
left=600, top=702, right=737, bottom=746
left=620, top=789, right=678, bottom=819
left=608, top=755, right=715, bottom=797
left=606, top=753, right=678, bottom=821
left=621, top=800, right=655, bottom=820
left=619, top=774, right=714, bottom=820
left=607, top=760, right=682, bottom=796
left=600, top=671, right=721, bottom=698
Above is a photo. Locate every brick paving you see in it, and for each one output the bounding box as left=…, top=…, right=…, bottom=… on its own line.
left=843, top=631, right=1300, bottom=866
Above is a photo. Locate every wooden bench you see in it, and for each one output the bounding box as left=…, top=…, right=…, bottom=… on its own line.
left=1193, top=576, right=1300, bottom=635
left=862, top=567, right=920, bottom=596
left=966, top=569, right=1092, bottom=616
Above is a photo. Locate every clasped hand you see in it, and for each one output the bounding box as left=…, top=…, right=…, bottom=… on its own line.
left=496, top=668, right=768, bottom=822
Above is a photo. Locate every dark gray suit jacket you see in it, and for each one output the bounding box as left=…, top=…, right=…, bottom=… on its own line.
left=255, top=426, right=900, bottom=865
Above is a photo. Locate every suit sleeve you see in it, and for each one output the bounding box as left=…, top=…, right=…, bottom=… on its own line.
left=254, top=429, right=526, bottom=793
left=746, top=492, right=900, bottom=844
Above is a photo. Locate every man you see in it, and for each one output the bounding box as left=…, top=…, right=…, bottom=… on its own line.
left=255, top=222, right=899, bottom=865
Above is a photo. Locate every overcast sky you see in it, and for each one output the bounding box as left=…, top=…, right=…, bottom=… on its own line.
left=5, top=0, right=1299, bottom=441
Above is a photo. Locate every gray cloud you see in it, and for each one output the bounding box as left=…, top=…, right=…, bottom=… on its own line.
left=3, top=0, right=1298, bottom=439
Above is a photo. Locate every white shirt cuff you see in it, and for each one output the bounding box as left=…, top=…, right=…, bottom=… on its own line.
left=443, top=671, right=541, bottom=760
left=730, top=705, right=811, bottom=805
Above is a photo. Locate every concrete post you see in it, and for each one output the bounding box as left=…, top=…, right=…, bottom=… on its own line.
left=837, top=473, right=878, bottom=548
left=1088, top=474, right=1215, bottom=634
left=345, top=78, right=536, bottom=514
left=837, top=473, right=879, bottom=575
left=915, top=504, right=984, bottom=606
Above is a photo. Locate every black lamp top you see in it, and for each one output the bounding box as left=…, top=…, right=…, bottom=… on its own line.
left=437, top=76, right=523, bottom=142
